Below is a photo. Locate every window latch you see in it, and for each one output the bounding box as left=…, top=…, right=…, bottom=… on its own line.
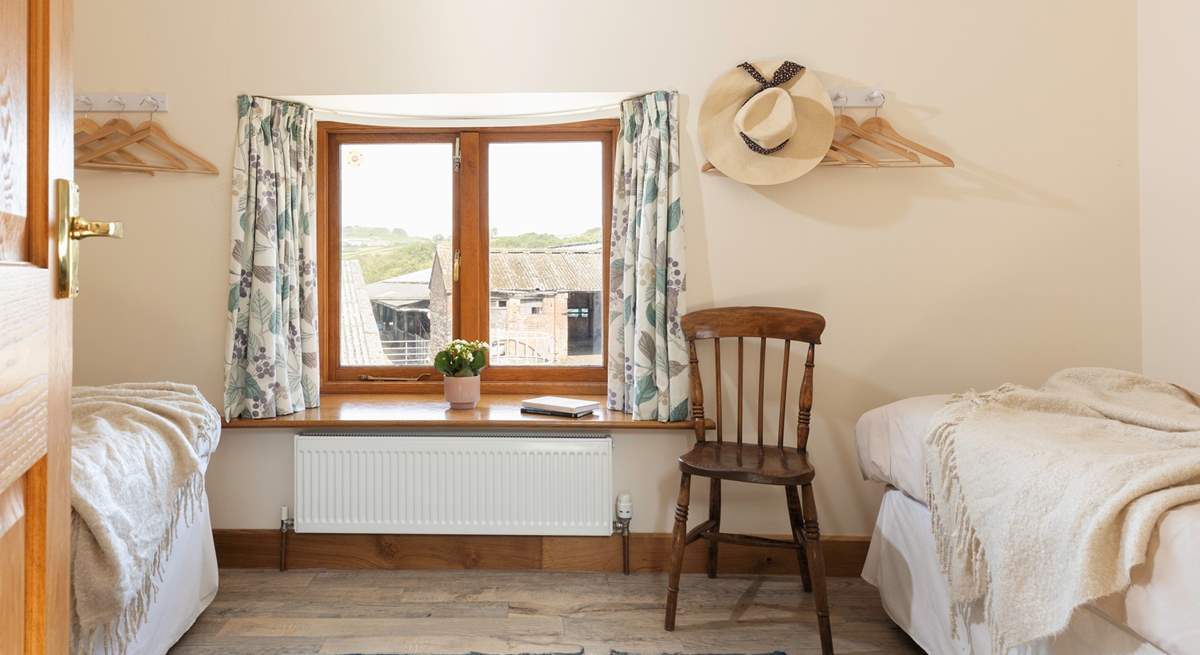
left=453, top=248, right=461, bottom=282
left=453, top=136, right=461, bottom=173
left=358, top=373, right=432, bottom=382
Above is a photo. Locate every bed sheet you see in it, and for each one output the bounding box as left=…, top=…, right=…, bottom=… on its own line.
left=856, top=399, right=1200, bottom=655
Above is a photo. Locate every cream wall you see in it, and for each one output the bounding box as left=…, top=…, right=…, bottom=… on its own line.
left=1138, top=0, right=1200, bottom=391
left=71, top=0, right=1141, bottom=535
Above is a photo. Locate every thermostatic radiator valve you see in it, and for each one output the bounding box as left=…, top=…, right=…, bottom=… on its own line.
left=613, top=492, right=633, bottom=575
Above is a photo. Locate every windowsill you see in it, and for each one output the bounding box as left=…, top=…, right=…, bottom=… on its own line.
left=221, top=393, right=709, bottom=431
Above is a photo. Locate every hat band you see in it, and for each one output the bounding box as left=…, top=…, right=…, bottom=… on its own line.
left=737, top=60, right=805, bottom=156
left=739, top=132, right=789, bottom=155
left=738, top=60, right=805, bottom=94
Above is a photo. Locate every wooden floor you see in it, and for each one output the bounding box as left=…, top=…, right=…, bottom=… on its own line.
left=170, top=569, right=922, bottom=655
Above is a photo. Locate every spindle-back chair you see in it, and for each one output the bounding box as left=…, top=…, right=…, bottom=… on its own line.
left=663, top=306, right=833, bottom=655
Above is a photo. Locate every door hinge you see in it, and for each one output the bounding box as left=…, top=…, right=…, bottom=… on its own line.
left=453, top=248, right=461, bottom=282
left=453, top=136, right=461, bottom=173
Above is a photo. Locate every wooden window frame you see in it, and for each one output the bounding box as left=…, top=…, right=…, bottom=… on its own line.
left=317, top=119, right=618, bottom=395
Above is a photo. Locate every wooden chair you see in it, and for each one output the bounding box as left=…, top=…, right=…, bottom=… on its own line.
left=663, top=306, right=833, bottom=655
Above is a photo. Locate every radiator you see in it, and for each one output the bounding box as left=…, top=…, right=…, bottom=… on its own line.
left=294, top=432, right=613, bottom=536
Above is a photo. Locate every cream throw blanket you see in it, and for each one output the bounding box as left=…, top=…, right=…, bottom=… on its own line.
left=70, top=383, right=220, bottom=654
left=925, top=368, right=1200, bottom=652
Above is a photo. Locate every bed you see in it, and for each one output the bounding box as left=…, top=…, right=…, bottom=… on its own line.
left=82, top=458, right=219, bottom=655
left=72, top=383, right=220, bottom=655
left=856, top=394, right=1200, bottom=655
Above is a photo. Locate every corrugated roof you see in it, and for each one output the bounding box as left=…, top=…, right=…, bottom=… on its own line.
left=339, top=259, right=391, bottom=366
left=367, top=267, right=431, bottom=309
left=431, top=242, right=603, bottom=293
left=489, top=248, right=603, bottom=292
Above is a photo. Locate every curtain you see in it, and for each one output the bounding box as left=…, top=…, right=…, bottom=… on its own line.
left=607, top=91, right=689, bottom=421
left=222, top=96, right=320, bottom=420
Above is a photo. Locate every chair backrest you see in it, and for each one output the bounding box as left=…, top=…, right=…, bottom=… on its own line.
left=682, top=306, right=826, bottom=450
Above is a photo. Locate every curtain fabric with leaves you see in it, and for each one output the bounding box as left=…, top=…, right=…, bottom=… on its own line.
left=607, top=91, right=689, bottom=421
left=222, top=96, right=319, bottom=420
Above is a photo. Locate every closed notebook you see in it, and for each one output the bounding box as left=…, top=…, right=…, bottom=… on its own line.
left=521, top=396, right=601, bottom=414
left=520, top=407, right=595, bottom=419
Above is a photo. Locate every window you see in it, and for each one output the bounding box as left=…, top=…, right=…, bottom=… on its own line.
left=319, top=120, right=616, bottom=394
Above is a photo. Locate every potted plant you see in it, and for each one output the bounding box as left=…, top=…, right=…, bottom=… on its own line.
left=434, top=339, right=489, bottom=409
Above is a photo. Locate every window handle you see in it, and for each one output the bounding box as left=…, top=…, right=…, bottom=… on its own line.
left=453, top=249, right=461, bottom=282
left=358, top=373, right=432, bottom=382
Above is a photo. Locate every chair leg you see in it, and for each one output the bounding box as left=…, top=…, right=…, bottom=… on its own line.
left=664, top=472, right=691, bottom=631
left=801, top=482, right=833, bottom=655
left=785, top=485, right=813, bottom=592
left=706, top=478, right=721, bottom=578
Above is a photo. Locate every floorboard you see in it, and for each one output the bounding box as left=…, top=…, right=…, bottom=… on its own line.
left=170, top=569, right=923, bottom=655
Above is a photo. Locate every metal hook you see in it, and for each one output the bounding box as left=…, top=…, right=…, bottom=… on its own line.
left=831, top=91, right=847, bottom=117
left=108, top=95, right=127, bottom=112
left=140, top=95, right=160, bottom=123
left=78, top=95, right=94, bottom=118
left=867, top=89, right=886, bottom=118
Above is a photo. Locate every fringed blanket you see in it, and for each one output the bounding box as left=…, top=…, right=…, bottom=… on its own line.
left=70, top=383, right=220, bottom=654
left=925, top=368, right=1200, bottom=652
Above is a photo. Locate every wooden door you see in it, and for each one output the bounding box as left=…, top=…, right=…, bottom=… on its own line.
left=0, top=0, right=74, bottom=652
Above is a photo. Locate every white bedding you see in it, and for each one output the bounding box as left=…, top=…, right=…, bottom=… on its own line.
left=864, top=489, right=1166, bottom=655
left=79, top=408, right=219, bottom=655
left=94, top=496, right=218, bottom=655
left=856, top=396, right=1200, bottom=655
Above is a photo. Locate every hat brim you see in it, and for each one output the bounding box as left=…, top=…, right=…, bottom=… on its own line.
left=699, top=60, right=835, bottom=186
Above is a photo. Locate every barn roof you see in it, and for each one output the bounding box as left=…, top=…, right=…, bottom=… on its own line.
left=432, top=243, right=602, bottom=293
left=367, top=268, right=431, bottom=310
left=339, top=259, right=391, bottom=366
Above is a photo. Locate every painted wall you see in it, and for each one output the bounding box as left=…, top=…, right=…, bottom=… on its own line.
left=1138, top=0, right=1200, bottom=391
left=71, top=0, right=1141, bottom=535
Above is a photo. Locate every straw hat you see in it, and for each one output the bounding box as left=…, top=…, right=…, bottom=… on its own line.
left=699, top=60, right=834, bottom=185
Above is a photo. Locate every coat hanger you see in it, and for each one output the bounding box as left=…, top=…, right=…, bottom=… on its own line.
left=75, top=97, right=218, bottom=175
left=76, top=118, right=176, bottom=174
left=834, top=115, right=919, bottom=163
left=858, top=116, right=954, bottom=167
left=73, top=101, right=156, bottom=174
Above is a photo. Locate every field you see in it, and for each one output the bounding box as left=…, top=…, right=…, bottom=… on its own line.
left=342, top=225, right=603, bottom=284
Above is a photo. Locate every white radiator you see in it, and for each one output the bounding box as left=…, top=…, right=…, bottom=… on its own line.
left=294, top=432, right=613, bottom=536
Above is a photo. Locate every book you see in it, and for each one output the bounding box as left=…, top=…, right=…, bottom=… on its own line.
left=520, top=407, right=595, bottom=419
left=521, top=396, right=601, bottom=414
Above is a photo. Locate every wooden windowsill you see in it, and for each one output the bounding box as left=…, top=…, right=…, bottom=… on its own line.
left=222, top=394, right=709, bottom=431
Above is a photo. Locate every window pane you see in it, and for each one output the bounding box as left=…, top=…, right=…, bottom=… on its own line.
left=487, top=141, right=603, bottom=366
left=339, top=143, right=453, bottom=367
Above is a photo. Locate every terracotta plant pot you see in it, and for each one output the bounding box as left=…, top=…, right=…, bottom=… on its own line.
left=443, top=375, right=481, bottom=410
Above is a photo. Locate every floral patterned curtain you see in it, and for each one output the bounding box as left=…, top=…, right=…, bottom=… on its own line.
left=222, top=96, right=319, bottom=420
left=607, top=91, right=689, bottom=421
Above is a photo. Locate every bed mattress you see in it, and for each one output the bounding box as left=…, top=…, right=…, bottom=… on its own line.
left=100, top=497, right=218, bottom=655
left=856, top=396, right=1199, bottom=655
left=83, top=440, right=219, bottom=655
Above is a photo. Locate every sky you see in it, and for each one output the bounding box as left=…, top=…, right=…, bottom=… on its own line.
left=340, top=141, right=602, bottom=239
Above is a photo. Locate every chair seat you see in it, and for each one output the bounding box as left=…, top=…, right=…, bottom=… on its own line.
left=678, top=441, right=815, bottom=485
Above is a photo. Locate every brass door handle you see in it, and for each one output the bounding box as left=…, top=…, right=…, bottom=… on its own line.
left=55, top=179, right=124, bottom=298
left=70, top=218, right=124, bottom=240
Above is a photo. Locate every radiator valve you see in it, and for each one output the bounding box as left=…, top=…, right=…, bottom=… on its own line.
left=279, top=505, right=294, bottom=571
left=613, top=492, right=633, bottom=575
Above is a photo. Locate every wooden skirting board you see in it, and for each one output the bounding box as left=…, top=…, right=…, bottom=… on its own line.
left=213, top=530, right=870, bottom=577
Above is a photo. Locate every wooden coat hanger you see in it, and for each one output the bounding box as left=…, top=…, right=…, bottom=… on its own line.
left=858, top=116, right=954, bottom=167
left=75, top=117, right=162, bottom=174
left=834, top=115, right=919, bottom=163
left=74, top=99, right=218, bottom=175
left=818, top=114, right=953, bottom=168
